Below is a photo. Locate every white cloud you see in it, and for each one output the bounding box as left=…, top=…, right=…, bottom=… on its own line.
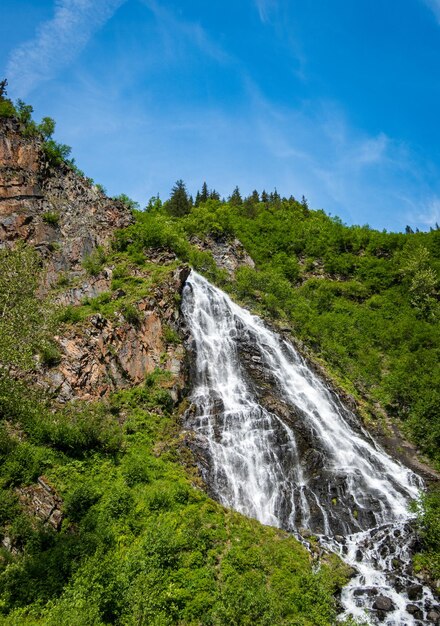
left=423, top=0, right=440, bottom=23
left=6, top=0, right=127, bottom=96
left=409, top=197, right=440, bottom=228
left=140, top=0, right=230, bottom=64
left=254, top=0, right=278, bottom=24
left=235, top=83, right=440, bottom=230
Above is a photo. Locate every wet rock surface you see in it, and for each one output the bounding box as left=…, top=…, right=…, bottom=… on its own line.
left=181, top=272, right=439, bottom=626
left=321, top=522, right=440, bottom=625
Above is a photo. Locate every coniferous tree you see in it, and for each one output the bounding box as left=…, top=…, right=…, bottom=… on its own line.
left=261, top=190, right=269, bottom=203
left=200, top=182, right=209, bottom=203
left=0, top=78, right=8, bottom=98
left=194, top=191, right=201, bottom=207
left=165, top=180, right=191, bottom=217
left=251, top=190, right=260, bottom=203
left=229, top=186, right=242, bottom=206
left=210, top=189, right=220, bottom=201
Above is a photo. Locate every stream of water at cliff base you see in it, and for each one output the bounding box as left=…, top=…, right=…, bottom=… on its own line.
left=181, top=271, right=439, bottom=625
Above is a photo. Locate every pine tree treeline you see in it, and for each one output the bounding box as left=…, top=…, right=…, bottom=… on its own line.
left=163, top=180, right=303, bottom=216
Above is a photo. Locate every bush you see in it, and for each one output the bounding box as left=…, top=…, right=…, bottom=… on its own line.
left=82, top=247, right=106, bottom=276
left=121, top=453, right=152, bottom=487
left=42, top=212, right=60, bottom=226
left=0, top=99, right=16, bottom=118
left=39, top=341, right=61, bottom=367
left=94, top=183, right=107, bottom=195
left=64, top=482, right=101, bottom=522
left=114, top=194, right=140, bottom=211
left=414, top=488, right=440, bottom=579
left=163, top=324, right=180, bottom=345
left=121, top=303, right=141, bottom=326
left=58, top=305, right=82, bottom=324
left=36, top=404, right=122, bottom=456
left=42, top=139, right=72, bottom=166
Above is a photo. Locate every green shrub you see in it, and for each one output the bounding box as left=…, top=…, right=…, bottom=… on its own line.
left=64, top=482, right=101, bottom=522
left=39, top=341, right=61, bottom=367
left=42, top=212, right=60, bottom=226
left=36, top=404, right=122, bottom=456
left=82, top=247, right=106, bottom=276
left=58, top=305, right=82, bottom=324
left=121, top=453, right=152, bottom=486
left=0, top=442, right=50, bottom=487
left=163, top=324, right=180, bottom=345
left=121, top=303, right=141, bottom=326
left=42, top=139, right=72, bottom=166
left=414, top=488, right=440, bottom=579
left=95, top=183, right=107, bottom=195
left=0, top=99, right=17, bottom=118
left=56, top=273, right=70, bottom=288
left=114, top=193, right=140, bottom=211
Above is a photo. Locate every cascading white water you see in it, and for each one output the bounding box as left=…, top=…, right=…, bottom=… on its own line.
left=182, top=271, right=438, bottom=625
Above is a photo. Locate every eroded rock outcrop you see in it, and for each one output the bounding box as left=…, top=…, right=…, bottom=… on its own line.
left=46, top=266, right=190, bottom=402
left=191, top=235, right=255, bottom=276
left=0, top=117, right=132, bottom=285
left=17, top=476, right=63, bottom=531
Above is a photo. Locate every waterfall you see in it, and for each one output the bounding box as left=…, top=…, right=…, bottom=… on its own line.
left=182, top=271, right=438, bottom=625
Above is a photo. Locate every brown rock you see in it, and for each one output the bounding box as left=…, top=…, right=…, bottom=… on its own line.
left=17, top=476, right=63, bottom=531
left=190, top=235, right=255, bottom=277
left=0, top=117, right=132, bottom=287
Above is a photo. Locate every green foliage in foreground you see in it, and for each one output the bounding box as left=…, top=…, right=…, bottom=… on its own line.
left=0, top=245, right=351, bottom=624
left=0, top=373, right=350, bottom=626
left=414, top=488, right=440, bottom=581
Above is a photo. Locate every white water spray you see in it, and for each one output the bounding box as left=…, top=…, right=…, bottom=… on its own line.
left=182, top=271, right=438, bottom=625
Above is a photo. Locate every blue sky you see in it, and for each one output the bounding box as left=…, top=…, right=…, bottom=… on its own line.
left=1, top=0, right=440, bottom=231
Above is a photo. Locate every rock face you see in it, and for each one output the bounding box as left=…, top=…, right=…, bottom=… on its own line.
left=17, top=476, right=63, bottom=531
left=1, top=117, right=190, bottom=533
left=0, top=117, right=132, bottom=285
left=191, top=235, right=255, bottom=277
left=46, top=266, right=190, bottom=402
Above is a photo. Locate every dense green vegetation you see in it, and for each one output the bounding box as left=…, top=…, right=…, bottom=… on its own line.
left=414, top=488, right=440, bottom=582
left=128, top=187, right=440, bottom=469
left=0, top=245, right=352, bottom=625
left=1, top=90, right=439, bottom=620
left=113, top=185, right=440, bottom=588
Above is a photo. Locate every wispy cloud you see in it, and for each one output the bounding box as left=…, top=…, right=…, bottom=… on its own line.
left=408, top=197, right=440, bottom=228
left=254, top=0, right=278, bottom=24
left=237, top=83, right=440, bottom=229
left=140, top=0, right=230, bottom=64
left=422, top=0, right=440, bottom=23
left=6, top=0, right=127, bottom=96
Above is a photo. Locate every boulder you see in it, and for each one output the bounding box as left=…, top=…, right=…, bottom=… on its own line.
left=372, top=595, right=395, bottom=612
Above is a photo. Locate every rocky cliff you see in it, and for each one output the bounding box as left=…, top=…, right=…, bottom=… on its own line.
left=0, top=117, right=132, bottom=286
left=0, top=116, right=192, bottom=535
left=0, top=116, right=192, bottom=412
